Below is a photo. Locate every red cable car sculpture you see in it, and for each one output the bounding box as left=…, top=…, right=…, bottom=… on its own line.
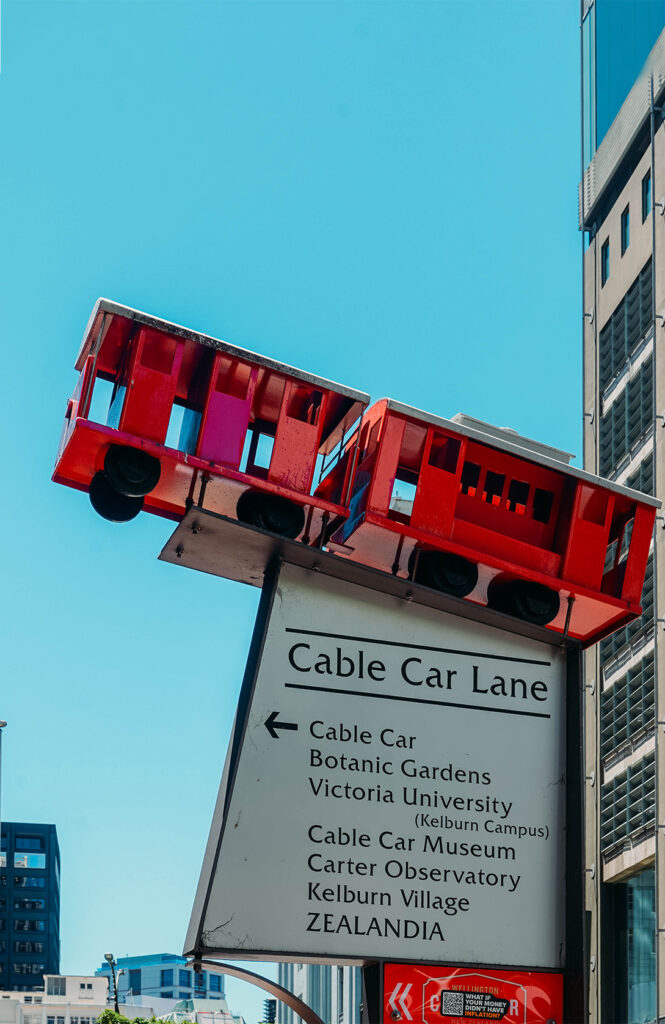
left=321, top=400, right=657, bottom=644
left=53, top=299, right=659, bottom=646
left=54, top=299, right=369, bottom=544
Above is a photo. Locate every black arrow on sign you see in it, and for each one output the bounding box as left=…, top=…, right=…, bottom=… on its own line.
left=265, top=711, right=298, bottom=739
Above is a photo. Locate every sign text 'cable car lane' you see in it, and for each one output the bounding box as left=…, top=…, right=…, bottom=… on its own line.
left=191, top=564, right=566, bottom=966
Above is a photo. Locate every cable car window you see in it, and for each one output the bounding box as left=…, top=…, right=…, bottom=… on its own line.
left=140, top=333, right=177, bottom=375
left=288, top=385, right=322, bottom=425
left=533, top=488, right=554, bottom=524
left=620, top=518, right=634, bottom=561
left=483, top=471, right=505, bottom=506
left=428, top=434, right=460, bottom=473
left=460, top=461, right=481, bottom=496
left=216, top=360, right=252, bottom=400
left=506, top=480, right=529, bottom=513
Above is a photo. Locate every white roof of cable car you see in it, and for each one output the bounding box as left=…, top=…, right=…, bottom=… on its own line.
left=385, top=399, right=661, bottom=508
left=80, top=299, right=371, bottom=406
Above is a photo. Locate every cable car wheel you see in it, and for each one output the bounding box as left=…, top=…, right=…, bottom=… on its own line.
left=487, top=578, right=560, bottom=626
left=104, top=444, right=161, bottom=498
left=89, top=471, right=144, bottom=522
left=236, top=489, right=306, bottom=540
left=409, top=548, right=478, bottom=598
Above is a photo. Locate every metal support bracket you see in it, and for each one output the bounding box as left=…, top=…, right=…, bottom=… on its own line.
left=187, top=958, right=326, bottom=1024
left=584, top=679, right=596, bottom=696
left=585, top=863, right=596, bottom=879
left=584, top=410, right=594, bottom=425
left=585, top=771, right=596, bottom=787
left=583, top=310, right=594, bottom=325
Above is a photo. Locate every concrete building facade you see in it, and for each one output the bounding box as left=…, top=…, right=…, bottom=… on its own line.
left=0, top=825, right=60, bottom=992
left=0, top=974, right=108, bottom=1024
left=581, top=2, right=665, bottom=1022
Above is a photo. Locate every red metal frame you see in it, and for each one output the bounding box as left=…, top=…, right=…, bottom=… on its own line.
left=53, top=301, right=369, bottom=535
left=325, top=400, right=657, bottom=645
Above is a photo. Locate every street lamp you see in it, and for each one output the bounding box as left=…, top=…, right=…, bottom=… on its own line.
left=104, top=953, right=119, bottom=1014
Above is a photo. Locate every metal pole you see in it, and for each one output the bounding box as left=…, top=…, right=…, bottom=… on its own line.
left=650, top=72, right=661, bottom=1024
left=111, top=961, right=119, bottom=1014
left=0, top=723, right=6, bottom=869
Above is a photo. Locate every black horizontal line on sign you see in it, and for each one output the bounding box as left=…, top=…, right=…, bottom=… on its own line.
left=284, top=682, right=551, bottom=719
left=284, top=627, right=552, bottom=667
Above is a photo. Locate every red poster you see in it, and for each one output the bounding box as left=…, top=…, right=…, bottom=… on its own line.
left=383, top=964, right=563, bottom=1024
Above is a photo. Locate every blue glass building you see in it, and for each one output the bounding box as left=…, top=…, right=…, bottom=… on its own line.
left=95, top=953, right=225, bottom=1003
left=0, top=823, right=61, bottom=992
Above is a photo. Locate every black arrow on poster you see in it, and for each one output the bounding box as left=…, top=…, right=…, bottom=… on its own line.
left=265, top=711, right=298, bottom=739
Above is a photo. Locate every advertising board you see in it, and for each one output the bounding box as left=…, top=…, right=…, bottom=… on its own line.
left=186, top=560, right=567, bottom=966
left=383, top=963, right=562, bottom=1024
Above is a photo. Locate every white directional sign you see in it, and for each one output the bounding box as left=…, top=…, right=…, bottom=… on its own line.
left=186, top=562, right=566, bottom=966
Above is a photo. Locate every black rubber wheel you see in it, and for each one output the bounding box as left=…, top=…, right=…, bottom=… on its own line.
left=236, top=490, right=305, bottom=539
left=487, top=578, right=560, bottom=626
left=104, top=444, right=161, bottom=498
left=409, top=549, right=478, bottom=598
left=89, top=472, right=144, bottom=522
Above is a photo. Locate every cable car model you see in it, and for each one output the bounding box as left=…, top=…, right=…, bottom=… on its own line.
left=54, top=300, right=659, bottom=646
left=323, top=400, right=658, bottom=644
left=53, top=299, right=369, bottom=542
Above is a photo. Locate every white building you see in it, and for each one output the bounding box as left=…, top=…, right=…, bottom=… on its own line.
left=0, top=975, right=109, bottom=1024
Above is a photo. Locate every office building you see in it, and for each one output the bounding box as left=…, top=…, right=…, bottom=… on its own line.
left=0, top=825, right=60, bottom=992
left=95, top=954, right=224, bottom=1004
left=581, top=2, right=665, bottom=1021
left=276, top=964, right=361, bottom=1024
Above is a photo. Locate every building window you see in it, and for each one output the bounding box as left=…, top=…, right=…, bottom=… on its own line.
left=14, top=941, right=45, bottom=954
left=178, top=993, right=190, bottom=1000
left=14, top=919, right=45, bottom=932
left=194, top=972, right=206, bottom=989
left=14, top=899, right=45, bottom=911
left=14, top=854, right=45, bottom=870
left=160, top=992, right=173, bottom=1000
left=337, top=969, right=344, bottom=1019
left=128, top=969, right=141, bottom=995
left=160, top=969, right=173, bottom=987
left=209, top=975, right=221, bottom=993
left=14, top=876, right=46, bottom=889
left=621, top=205, right=630, bottom=255
left=601, top=238, right=610, bottom=285
left=179, top=970, right=190, bottom=987
left=642, top=169, right=651, bottom=221
left=609, top=867, right=656, bottom=1024
left=47, top=977, right=66, bottom=996
left=15, top=839, right=44, bottom=852
left=13, top=964, right=45, bottom=975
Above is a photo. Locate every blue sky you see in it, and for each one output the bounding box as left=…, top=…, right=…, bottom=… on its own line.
left=0, top=1, right=579, bottom=1021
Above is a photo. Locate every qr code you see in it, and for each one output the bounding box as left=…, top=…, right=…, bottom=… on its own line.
left=441, top=991, right=464, bottom=1016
